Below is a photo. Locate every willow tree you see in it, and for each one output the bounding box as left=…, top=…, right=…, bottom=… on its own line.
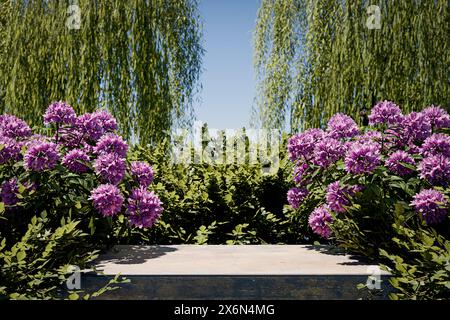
left=254, top=0, right=449, bottom=131
left=0, top=0, right=203, bottom=144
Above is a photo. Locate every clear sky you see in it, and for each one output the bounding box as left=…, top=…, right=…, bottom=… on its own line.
left=195, top=0, right=260, bottom=130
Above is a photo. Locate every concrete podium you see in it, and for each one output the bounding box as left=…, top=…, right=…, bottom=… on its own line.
left=83, top=245, right=392, bottom=300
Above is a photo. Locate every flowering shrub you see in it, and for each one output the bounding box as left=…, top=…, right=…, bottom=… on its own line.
left=0, top=102, right=162, bottom=299
left=0, top=102, right=163, bottom=230
left=287, top=102, right=449, bottom=239
left=287, top=101, right=450, bottom=298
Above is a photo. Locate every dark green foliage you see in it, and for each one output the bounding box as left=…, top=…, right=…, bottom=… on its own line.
left=0, top=216, right=94, bottom=299
left=380, top=225, right=450, bottom=300
left=0, top=208, right=127, bottom=300
left=121, top=135, right=310, bottom=245
left=0, top=216, right=125, bottom=300
left=0, top=0, right=203, bottom=144
left=254, top=0, right=449, bottom=130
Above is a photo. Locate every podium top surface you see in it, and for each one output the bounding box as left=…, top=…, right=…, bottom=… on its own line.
left=93, top=245, right=389, bottom=276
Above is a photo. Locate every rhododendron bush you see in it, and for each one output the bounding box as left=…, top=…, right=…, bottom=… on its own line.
left=287, top=101, right=450, bottom=299
left=0, top=102, right=162, bottom=299
left=0, top=102, right=163, bottom=230
left=287, top=101, right=449, bottom=242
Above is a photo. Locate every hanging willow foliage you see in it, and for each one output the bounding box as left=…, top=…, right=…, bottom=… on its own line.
left=0, top=0, right=203, bottom=145
left=254, top=0, right=449, bottom=132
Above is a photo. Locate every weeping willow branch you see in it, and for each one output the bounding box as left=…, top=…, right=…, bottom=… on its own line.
left=254, top=0, right=449, bottom=132
left=0, top=0, right=204, bottom=145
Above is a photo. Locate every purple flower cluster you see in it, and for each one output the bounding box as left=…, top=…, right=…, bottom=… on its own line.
left=94, top=153, right=126, bottom=185
left=287, top=187, right=308, bottom=209
left=44, top=101, right=77, bottom=125
left=368, top=101, right=403, bottom=126
left=379, top=105, right=449, bottom=149
left=130, top=161, right=154, bottom=188
left=76, top=110, right=118, bottom=142
left=89, top=184, right=124, bottom=217
left=127, top=188, right=164, bottom=229
left=94, top=133, right=128, bottom=158
left=1, top=178, right=19, bottom=206
left=411, top=189, right=448, bottom=225
left=326, top=182, right=361, bottom=213
left=287, top=128, right=324, bottom=161
left=312, top=136, right=344, bottom=168
left=326, top=113, right=359, bottom=139
left=385, top=150, right=415, bottom=176
left=0, top=135, right=21, bottom=164
left=418, top=155, right=450, bottom=187
left=24, top=141, right=59, bottom=171
left=421, top=134, right=450, bottom=158
left=344, top=141, right=381, bottom=174
left=0, top=114, right=32, bottom=138
left=422, top=105, right=450, bottom=129
left=62, top=149, right=90, bottom=174
left=93, top=110, right=119, bottom=132
left=76, top=113, right=103, bottom=142
left=401, top=112, right=432, bottom=143
left=308, top=205, right=333, bottom=238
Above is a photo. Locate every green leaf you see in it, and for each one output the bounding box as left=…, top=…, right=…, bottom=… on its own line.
left=16, top=251, right=26, bottom=262
left=18, top=184, right=26, bottom=194
left=356, top=283, right=366, bottom=290
left=68, top=293, right=79, bottom=300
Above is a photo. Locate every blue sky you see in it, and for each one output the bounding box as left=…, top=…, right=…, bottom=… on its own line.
left=195, top=0, right=260, bottom=130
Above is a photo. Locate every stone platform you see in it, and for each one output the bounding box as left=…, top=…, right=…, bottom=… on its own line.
left=82, top=245, right=392, bottom=300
